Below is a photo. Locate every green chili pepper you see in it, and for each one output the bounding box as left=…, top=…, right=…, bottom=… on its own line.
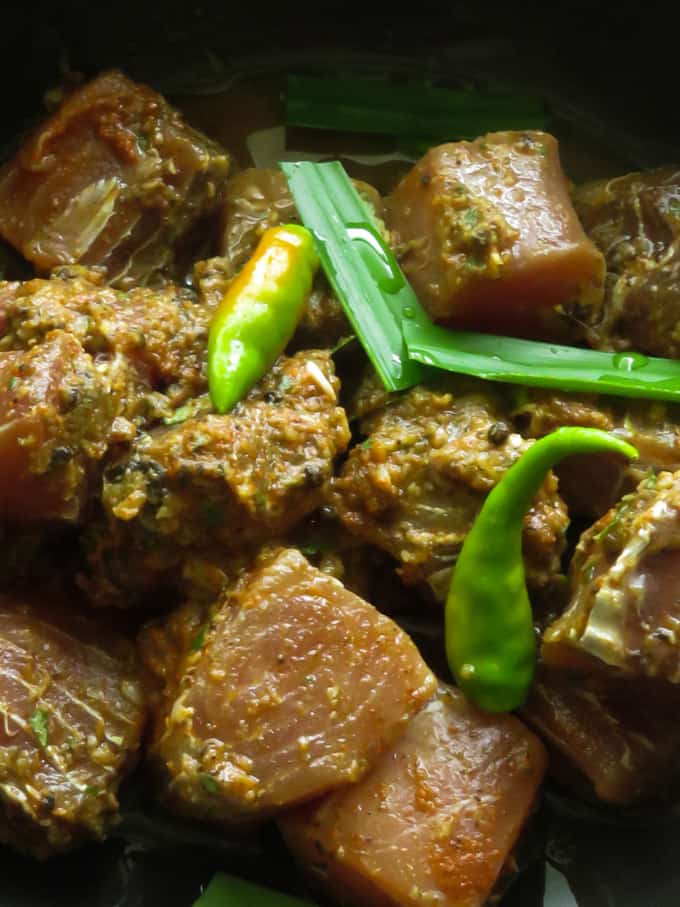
left=193, top=872, right=316, bottom=906
left=445, top=427, right=638, bottom=713
left=208, top=224, right=319, bottom=413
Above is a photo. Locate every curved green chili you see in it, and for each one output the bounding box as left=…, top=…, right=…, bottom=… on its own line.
left=445, top=427, right=639, bottom=713
left=208, top=224, right=319, bottom=413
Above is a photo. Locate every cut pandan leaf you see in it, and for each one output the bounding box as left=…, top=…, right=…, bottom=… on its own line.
left=283, top=159, right=680, bottom=404
left=404, top=320, right=680, bottom=402
left=281, top=160, right=430, bottom=392
left=193, top=873, right=315, bottom=907
left=286, top=74, right=546, bottom=141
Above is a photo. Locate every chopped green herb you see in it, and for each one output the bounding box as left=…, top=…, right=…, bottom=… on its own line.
left=645, top=471, right=660, bottom=489
left=200, top=774, right=220, bottom=795
left=163, top=404, right=193, bottom=425
left=594, top=494, right=634, bottom=543
left=465, top=254, right=485, bottom=270
left=462, top=208, right=479, bottom=228
left=7, top=376, right=18, bottom=391
left=254, top=490, right=267, bottom=510
left=361, top=437, right=373, bottom=449
left=136, top=131, right=151, bottom=153
left=29, top=708, right=49, bottom=747
left=191, top=624, right=208, bottom=652
left=84, top=785, right=101, bottom=797
left=282, top=161, right=430, bottom=392
left=582, top=558, right=597, bottom=583
left=330, top=334, right=357, bottom=355
left=193, top=872, right=317, bottom=907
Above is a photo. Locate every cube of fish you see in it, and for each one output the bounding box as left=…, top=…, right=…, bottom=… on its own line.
left=543, top=470, right=680, bottom=682
left=218, top=168, right=299, bottom=277
left=573, top=166, right=680, bottom=357
left=81, top=350, right=349, bottom=608
left=330, top=379, right=568, bottom=601
left=146, top=548, right=436, bottom=823
left=522, top=667, right=680, bottom=804
left=280, top=685, right=546, bottom=907
left=1, top=266, right=211, bottom=410
left=0, top=330, right=117, bottom=522
left=0, top=595, right=146, bottom=857
left=101, top=350, right=350, bottom=551
left=0, top=71, right=230, bottom=286
left=385, top=132, right=605, bottom=336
